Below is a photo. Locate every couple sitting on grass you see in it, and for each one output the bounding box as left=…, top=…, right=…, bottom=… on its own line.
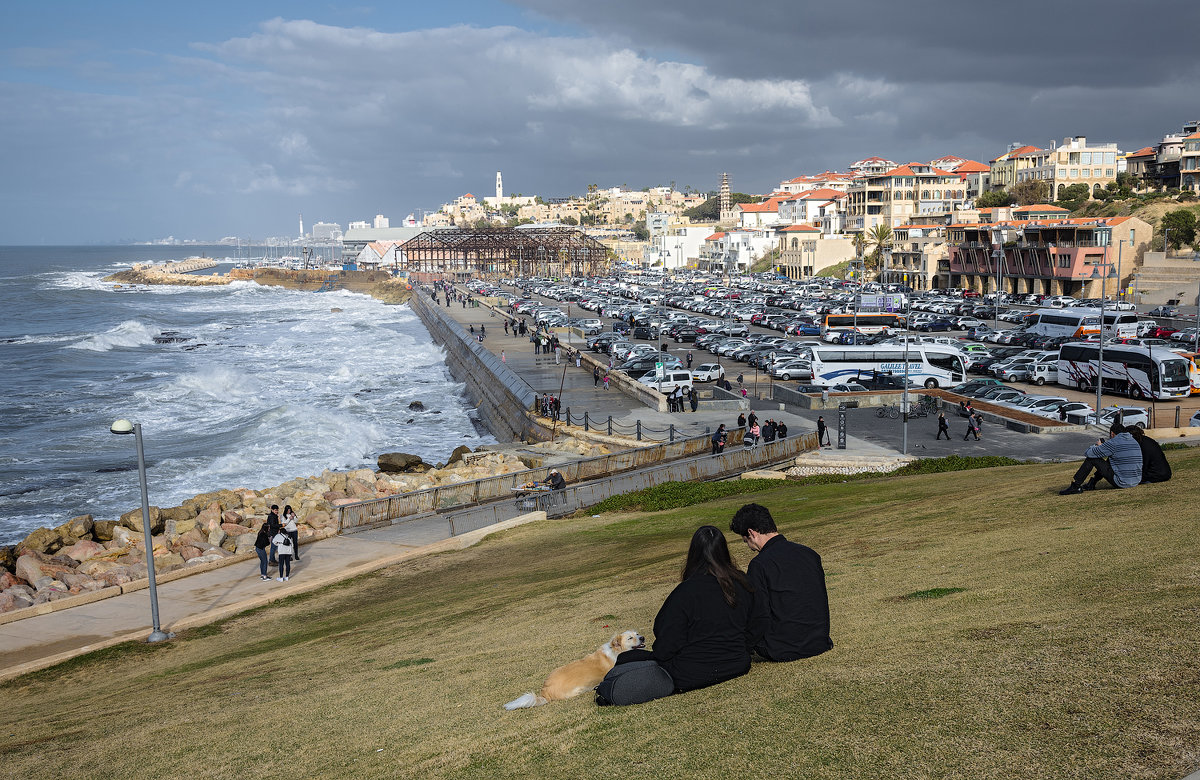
left=597, top=503, right=832, bottom=706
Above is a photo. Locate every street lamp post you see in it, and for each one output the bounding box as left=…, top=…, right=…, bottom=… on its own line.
left=992, top=248, right=1002, bottom=330
left=1091, top=263, right=1117, bottom=426
left=109, top=419, right=171, bottom=643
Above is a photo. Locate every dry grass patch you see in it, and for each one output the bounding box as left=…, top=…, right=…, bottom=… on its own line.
left=2, top=453, right=1200, bottom=778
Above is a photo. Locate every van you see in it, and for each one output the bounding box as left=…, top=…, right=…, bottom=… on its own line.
left=637, top=370, right=694, bottom=394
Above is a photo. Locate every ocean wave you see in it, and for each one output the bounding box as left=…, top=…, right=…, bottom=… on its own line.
left=43, top=270, right=113, bottom=291
left=66, top=320, right=157, bottom=352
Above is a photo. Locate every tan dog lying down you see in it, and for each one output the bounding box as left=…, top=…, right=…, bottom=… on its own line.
left=504, top=630, right=644, bottom=709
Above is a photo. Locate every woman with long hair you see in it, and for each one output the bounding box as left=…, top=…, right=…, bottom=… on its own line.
left=597, top=526, right=763, bottom=706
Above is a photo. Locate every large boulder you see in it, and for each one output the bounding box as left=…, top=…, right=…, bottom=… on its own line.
left=153, top=552, right=186, bottom=574
left=182, top=489, right=241, bottom=516
left=119, top=505, right=162, bottom=534
left=172, top=515, right=199, bottom=535
left=234, top=533, right=258, bottom=555
left=378, top=452, right=426, bottom=473
left=60, top=540, right=107, bottom=563
left=56, top=514, right=94, bottom=541
left=446, top=445, right=473, bottom=466
left=15, top=527, right=64, bottom=557
left=0, top=545, right=15, bottom=572
left=92, top=520, right=117, bottom=542
left=207, top=528, right=228, bottom=549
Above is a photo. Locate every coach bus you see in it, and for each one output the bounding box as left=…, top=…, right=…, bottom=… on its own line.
left=1023, top=308, right=1137, bottom=340
left=822, top=312, right=907, bottom=337
left=808, top=344, right=966, bottom=389
left=1056, top=342, right=1192, bottom=400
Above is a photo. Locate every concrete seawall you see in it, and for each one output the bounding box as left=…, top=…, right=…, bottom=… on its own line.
left=409, top=291, right=539, bottom=442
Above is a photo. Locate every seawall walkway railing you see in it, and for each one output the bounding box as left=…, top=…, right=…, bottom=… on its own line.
left=337, top=429, right=817, bottom=536
left=337, top=426, right=743, bottom=532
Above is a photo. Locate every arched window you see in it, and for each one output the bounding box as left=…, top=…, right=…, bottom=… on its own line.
left=791, top=238, right=798, bottom=250
left=1092, top=183, right=1102, bottom=197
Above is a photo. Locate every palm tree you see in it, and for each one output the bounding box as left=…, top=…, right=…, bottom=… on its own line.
left=865, top=224, right=893, bottom=272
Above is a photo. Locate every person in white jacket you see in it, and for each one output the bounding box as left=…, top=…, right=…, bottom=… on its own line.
left=272, top=530, right=295, bottom=582
left=282, top=505, right=300, bottom=562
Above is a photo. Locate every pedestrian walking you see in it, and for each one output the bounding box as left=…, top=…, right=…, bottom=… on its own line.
left=936, top=412, right=950, bottom=440
left=555, top=346, right=561, bottom=365
left=737, top=373, right=744, bottom=388
left=603, top=372, right=610, bottom=390
left=817, top=416, right=830, bottom=446
left=686, top=351, right=693, bottom=369
left=504, top=319, right=510, bottom=335
left=963, top=412, right=981, bottom=441
left=689, top=387, right=698, bottom=413
left=594, top=365, right=600, bottom=387
left=576, top=353, right=581, bottom=368
left=480, top=324, right=486, bottom=339
left=501, top=350, right=506, bottom=363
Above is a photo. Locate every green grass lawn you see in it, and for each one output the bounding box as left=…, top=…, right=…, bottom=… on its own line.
left=3, top=452, right=1199, bottom=779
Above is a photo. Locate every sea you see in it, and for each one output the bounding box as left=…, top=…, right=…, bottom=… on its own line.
left=0, top=245, right=494, bottom=546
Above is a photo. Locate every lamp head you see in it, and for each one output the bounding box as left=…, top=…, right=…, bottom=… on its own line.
left=110, top=419, right=135, bottom=435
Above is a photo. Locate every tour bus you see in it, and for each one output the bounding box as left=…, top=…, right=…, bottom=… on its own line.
left=807, top=344, right=966, bottom=389
left=822, top=312, right=907, bottom=337
left=1056, top=342, right=1192, bottom=400
left=1023, top=308, right=1138, bottom=340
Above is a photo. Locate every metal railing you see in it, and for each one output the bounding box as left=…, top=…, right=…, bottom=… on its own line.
left=444, top=431, right=817, bottom=536
left=337, top=426, right=746, bottom=531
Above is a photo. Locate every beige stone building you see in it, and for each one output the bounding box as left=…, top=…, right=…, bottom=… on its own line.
left=777, top=225, right=853, bottom=279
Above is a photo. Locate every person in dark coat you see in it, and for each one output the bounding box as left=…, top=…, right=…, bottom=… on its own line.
left=936, top=411, right=951, bottom=440
left=777, top=421, right=787, bottom=439
left=816, top=415, right=830, bottom=446
left=253, top=523, right=272, bottom=581
left=1129, top=426, right=1171, bottom=483
left=688, top=387, right=698, bottom=413
left=611, top=525, right=761, bottom=696
left=737, top=412, right=746, bottom=429
left=265, top=505, right=281, bottom=565
left=730, top=503, right=832, bottom=662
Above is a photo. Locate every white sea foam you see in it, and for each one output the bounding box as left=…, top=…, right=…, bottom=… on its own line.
left=66, top=320, right=157, bottom=352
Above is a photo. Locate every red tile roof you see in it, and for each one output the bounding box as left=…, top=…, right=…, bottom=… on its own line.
left=1013, top=204, right=1069, bottom=213
left=780, top=224, right=821, bottom=232
left=706, top=232, right=726, bottom=241
left=1125, top=146, right=1157, bottom=158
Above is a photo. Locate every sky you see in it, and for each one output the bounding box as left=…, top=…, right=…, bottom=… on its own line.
left=3, top=0, right=1198, bottom=245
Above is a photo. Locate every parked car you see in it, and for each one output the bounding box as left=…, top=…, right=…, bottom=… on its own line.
left=691, top=363, right=725, bottom=382
left=1148, top=306, right=1179, bottom=318
left=950, top=378, right=1003, bottom=395
left=1066, top=405, right=1149, bottom=429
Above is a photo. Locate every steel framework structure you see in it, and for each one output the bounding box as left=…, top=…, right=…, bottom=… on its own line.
left=399, top=228, right=611, bottom=278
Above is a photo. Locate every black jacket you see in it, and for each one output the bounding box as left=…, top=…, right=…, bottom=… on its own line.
left=746, top=535, right=833, bottom=661
left=647, top=572, right=760, bottom=692
left=1137, top=435, right=1172, bottom=483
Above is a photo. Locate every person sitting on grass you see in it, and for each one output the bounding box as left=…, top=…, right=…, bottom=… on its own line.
left=596, top=525, right=761, bottom=706
left=1059, top=422, right=1142, bottom=495
left=1129, top=426, right=1171, bottom=484
left=729, top=503, right=832, bottom=662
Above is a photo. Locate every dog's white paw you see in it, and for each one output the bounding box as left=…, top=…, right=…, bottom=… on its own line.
left=504, top=693, right=538, bottom=710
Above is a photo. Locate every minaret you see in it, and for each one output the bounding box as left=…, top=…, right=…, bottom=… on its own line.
left=496, top=172, right=503, bottom=200
left=299, top=213, right=304, bottom=238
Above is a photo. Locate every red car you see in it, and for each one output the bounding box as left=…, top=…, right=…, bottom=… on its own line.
left=1149, top=326, right=1179, bottom=339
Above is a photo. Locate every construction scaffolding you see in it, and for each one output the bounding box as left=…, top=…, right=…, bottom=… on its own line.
left=399, top=227, right=612, bottom=278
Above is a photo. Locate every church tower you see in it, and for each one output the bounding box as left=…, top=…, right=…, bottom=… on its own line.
left=496, top=172, right=503, bottom=200
left=718, top=173, right=734, bottom=224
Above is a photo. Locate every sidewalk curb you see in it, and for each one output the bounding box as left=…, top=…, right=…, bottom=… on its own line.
left=0, top=511, right=546, bottom=684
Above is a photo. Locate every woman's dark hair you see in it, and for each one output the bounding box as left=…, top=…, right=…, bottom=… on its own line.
left=283, top=504, right=294, bottom=517
left=682, top=525, right=751, bottom=607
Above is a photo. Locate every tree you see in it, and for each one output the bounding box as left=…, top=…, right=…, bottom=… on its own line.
left=682, top=193, right=757, bottom=221
left=1056, top=183, right=1091, bottom=210
left=562, top=215, right=578, bottom=226
left=865, top=224, right=893, bottom=271
left=1161, top=209, right=1197, bottom=249
left=1009, top=180, right=1049, bottom=206
left=632, top=219, right=649, bottom=241
left=977, top=190, right=1013, bottom=208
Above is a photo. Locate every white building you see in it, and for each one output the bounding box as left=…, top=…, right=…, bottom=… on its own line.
left=373, top=214, right=390, bottom=229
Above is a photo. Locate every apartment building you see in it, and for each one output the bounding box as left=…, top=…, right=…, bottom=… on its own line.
left=1012, top=136, right=1120, bottom=200
left=698, top=229, right=774, bottom=273
left=776, top=225, right=852, bottom=280
left=776, top=171, right=857, bottom=195
left=946, top=215, right=1151, bottom=297
left=777, top=189, right=847, bottom=229
left=1182, top=131, right=1200, bottom=193
left=989, top=145, right=1043, bottom=192
left=885, top=224, right=948, bottom=291
left=845, top=163, right=967, bottom=232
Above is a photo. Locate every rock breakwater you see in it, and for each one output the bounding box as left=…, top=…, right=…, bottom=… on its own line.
left=0, top=440, right=616, bottom=616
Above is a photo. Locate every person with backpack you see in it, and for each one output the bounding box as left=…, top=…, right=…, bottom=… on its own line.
left=711, top=424, right=727, bottom=455
left=282, top=505, right=300, bottom=562
left=265, top=505, right=281, bottom=565
left=272, top=527, right=295, bottom=582
left=963, top=411, right=981, bottom=441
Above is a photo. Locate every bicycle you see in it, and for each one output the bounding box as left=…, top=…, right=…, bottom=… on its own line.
left=875, top=403, right=900, bottom=419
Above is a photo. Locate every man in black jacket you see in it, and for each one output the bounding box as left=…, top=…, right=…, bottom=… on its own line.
left=730, top=503, right=832, bottom=661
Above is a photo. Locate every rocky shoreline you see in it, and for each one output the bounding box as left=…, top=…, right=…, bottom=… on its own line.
left=103, top=264, right=415, bottom=304
left=0, top=435, right=613, bottom=615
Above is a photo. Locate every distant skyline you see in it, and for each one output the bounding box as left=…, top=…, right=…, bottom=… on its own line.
left=3, top=1, right=1198, bottom=244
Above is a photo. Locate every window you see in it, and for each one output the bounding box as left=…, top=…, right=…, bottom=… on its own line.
left=1082, top=152, right=1092, bottom=164
left=1058, top=169, right=1067, bottom=178
left=1106, top=152, right=1116, bottom=164
left=1070, top=169, right=1079, bottom=178
left=1106, top=169, right=1114, bottom=177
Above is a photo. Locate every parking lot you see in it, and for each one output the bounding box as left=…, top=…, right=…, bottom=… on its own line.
left=472, top=273, right=1200, bottom=436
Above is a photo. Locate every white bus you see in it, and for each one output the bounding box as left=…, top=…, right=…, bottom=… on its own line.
left=1056, top=342, right=1192, bottom=400
left=1023, top=307, right=1138, bottom=339
left=808, top=344, right=967, bottom=389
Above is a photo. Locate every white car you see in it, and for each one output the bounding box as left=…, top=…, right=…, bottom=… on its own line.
left=1190, top=410, right=1200, bottom=427
left=691, top=363, right=725, bottom=382
left=1066, top=406, right=1149, bottom=429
